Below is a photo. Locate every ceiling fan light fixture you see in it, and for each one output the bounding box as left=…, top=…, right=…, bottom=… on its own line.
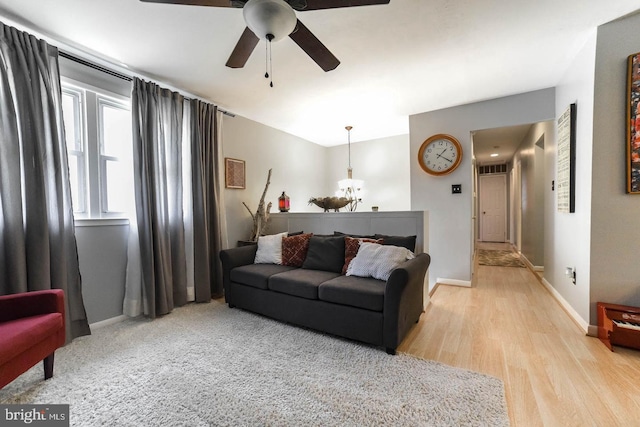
left=243, top=0, right=297, bottom=42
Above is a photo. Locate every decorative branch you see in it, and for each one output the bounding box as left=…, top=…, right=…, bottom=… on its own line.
left=244, top=168, right=272, bottom=241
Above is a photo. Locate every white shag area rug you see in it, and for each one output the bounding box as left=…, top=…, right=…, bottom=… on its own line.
left=1, top=301, right=509, bottom=426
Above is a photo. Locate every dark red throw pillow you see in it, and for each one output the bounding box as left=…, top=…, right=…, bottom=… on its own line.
left=342, top=236, right=383, bottom=274
left=282, top=233, right=313, bottom=267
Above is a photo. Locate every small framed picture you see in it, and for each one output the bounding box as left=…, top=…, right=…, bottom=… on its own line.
left=225, top=158, right=245, bottom=189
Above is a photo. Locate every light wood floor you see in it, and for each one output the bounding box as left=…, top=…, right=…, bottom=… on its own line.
left=398, top=242, right=640, bottom=426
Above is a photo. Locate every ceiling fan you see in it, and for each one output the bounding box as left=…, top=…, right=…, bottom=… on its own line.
left=140, top=0, right=390, bottom=72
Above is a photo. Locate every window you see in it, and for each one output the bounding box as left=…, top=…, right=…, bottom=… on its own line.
left=61, top=87, right=86, bottom=214
left=61, top=80, right=132, bottom=219
left=98, top=97, right=132, bottom=214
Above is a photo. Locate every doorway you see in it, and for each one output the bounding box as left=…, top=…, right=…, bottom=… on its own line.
left=479, top=174, right=507, bottom=242
left=472, top=121, right=551, bottom=271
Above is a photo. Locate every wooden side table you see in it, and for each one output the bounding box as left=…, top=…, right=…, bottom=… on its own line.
left=597, top=302, right=640, bottom=351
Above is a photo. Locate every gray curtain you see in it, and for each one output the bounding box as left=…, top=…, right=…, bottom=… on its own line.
left=130, top=79, right=227, bottom=317
left=0, top=22, right=90, bottom=340
left=191, top=100, right=224, bottom=299
left=131, top=78, right=188, bottom=318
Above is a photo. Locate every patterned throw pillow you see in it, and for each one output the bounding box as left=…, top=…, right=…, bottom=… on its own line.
left=254, top=232, right=288, bottom=264
left=282, top=233, right=313, bottom=267
left=342, top=236, right=383, bottom=274
left=346, top=242, right=415, bottom=281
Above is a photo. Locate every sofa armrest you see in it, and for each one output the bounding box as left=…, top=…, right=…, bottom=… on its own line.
left=383, top=253, right=431, bottom=351
left=0, top=289, right=65, bottom=323
left=219, top=245, right=258, bottom=270
left=219, top=245, right=258, bottom=304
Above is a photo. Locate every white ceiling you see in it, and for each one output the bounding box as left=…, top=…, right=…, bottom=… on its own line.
left=0, top=0, right=639, bottom=147
left=473, top=124, right=533, bottom=165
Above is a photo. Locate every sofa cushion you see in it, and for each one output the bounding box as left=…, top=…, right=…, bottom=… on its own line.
left=0, top=313, right=63, bottom=362
left=347, top=242, right=415, bottom=281
left=230, top=264, right=297, bottom=290
left=302, top=236, right=345, bottom=273
left=254, top=232, right=288, bottom=264
left=282, top=233, right=313, bottom=267
left=373, top=234, right=417, bottom=252
left=318, top=275, right=386, bottom=312
left=268, top=269, right=340, bottom=300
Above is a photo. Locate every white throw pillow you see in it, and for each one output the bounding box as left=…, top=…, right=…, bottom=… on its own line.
left=346, top=242, right=415, bottom=281
left=254, top=232, right=288, bottom=264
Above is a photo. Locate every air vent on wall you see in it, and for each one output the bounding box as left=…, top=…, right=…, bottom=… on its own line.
left=479, top=164, right=507, bottom=174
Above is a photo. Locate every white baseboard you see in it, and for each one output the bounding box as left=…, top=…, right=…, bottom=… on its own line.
left=428, top=282, right=440, bottom=297
left=436, top=277, right=472, bottom=288
left=519, top=254, right=545, bottom=275
left=541, top=278, right=590, bottom=334
left=90, top=314, right=127, bottom=330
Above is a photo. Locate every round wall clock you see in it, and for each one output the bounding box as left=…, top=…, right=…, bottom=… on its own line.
left=417, top=134, right=463, bottom=176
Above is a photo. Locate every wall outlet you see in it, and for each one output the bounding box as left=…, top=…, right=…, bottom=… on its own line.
left=452, top=184, right=462, bottom=194
left=565, top=267, right=576, bottom=285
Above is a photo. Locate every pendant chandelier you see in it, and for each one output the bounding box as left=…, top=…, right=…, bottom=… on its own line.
left=337, top=126, right=363, bottom=211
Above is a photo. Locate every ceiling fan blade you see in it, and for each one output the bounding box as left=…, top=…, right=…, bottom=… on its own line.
left=139, top=0, right=235, bottom=7
left=289, top=20, right=339, bottom=72
left=226, top=27, right=260, bottom=68
left=294, top=0, right=389, bottom=11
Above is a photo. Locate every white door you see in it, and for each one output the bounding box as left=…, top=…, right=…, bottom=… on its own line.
left=480, top=174, right=507, bottom=242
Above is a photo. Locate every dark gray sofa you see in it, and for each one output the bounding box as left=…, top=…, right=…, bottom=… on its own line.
left=219, top=240, right=430, bottom=354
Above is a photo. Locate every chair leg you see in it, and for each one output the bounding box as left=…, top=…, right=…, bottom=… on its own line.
left=43, top=353, right=55, bottom=380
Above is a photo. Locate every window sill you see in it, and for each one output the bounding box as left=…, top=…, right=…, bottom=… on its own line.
left=74, top=218, right=130, bottom=227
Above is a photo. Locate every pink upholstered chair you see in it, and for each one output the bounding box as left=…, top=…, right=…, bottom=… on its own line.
left=0, top=289, right=66, bottom=389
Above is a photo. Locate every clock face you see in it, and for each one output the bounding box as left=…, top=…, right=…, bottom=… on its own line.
left=418, top=134, right=462, bottom=176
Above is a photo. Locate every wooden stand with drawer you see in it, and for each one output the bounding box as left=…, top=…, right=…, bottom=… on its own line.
left=597, top=302, right=640, bottom=351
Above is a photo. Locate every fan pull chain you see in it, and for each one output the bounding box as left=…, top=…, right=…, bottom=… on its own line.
left=269, top=38, right=273, bottom=88
left=265, top=34, right=274, bottom=88
left=264, top=39, right=269, bottom=79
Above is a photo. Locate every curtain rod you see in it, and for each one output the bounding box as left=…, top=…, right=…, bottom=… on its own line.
left=58, top=51, right=235, bottom=118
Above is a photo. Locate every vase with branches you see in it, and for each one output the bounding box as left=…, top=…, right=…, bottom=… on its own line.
left=243, top=168, right=272, bottom=241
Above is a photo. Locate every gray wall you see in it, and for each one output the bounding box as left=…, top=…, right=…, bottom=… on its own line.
left=409, top=88, right=556, bottom=289
left=76, top=224, right=129, bottom=324
left=547, top=12, right=640, bottom=328
left=221, top=115, right=328, bottom=248
left=590, top=13, right=640, bottom=320
left=326, top=134, right=411, bottom=212
left=513, top=121, right=552, bottom=267
left=549, top=29, right=596, bottom=327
